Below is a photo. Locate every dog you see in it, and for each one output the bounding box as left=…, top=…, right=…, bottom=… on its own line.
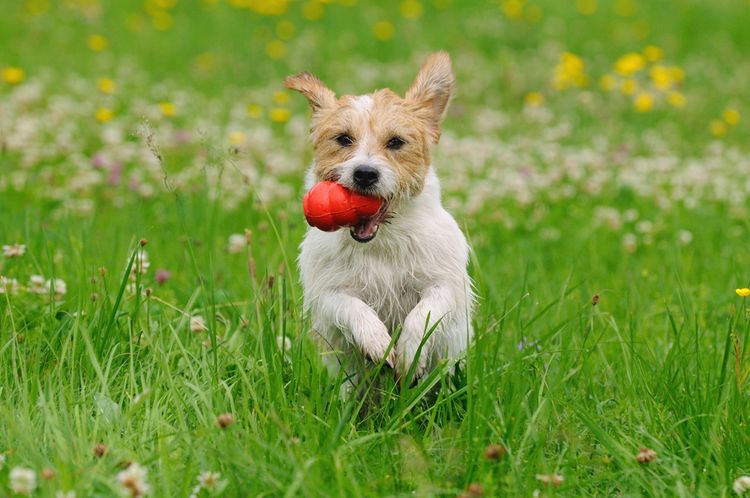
left=286, top=52, right=474, bottom=388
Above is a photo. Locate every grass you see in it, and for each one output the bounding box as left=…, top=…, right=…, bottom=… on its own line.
left=2, top=0, right=750, bottom=496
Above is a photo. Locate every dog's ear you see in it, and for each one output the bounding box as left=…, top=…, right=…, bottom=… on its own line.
left=406, top=51, right=455, bottom=143
left=285, top=72, right=336, bottom=112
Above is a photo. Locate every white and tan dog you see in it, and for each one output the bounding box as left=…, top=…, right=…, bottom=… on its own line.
left=287, top=52, right=473, bottom=386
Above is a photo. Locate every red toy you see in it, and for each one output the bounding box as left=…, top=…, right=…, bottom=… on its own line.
left=303, top=181, right=382, bottom=231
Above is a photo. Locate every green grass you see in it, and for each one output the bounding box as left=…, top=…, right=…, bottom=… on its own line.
left=2, top=0, right=750, bottom=496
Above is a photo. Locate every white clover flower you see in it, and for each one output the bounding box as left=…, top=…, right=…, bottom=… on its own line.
left=197, top=471, right=222, bottom=489
left=226, top=233, right=247, bottom=254
left=190, top=316, right=208, bottom=333
left=0, top=276, right=19, bottom=294
left=678, top=229, right=693, bottom=245
left=277, top=335, right=292, bottom=352
left=28, top=275, right=47, bottom=294
left=2, top=244, right=26, bottom=257
left=735, top=476, right=750, bottom=494
left=116, top=462, right=150, bottom=497
left=9, top=466, right=37, bottom=494
left=46, top=278, right=67, bottom=297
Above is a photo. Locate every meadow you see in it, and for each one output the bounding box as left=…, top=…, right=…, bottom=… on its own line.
left=1, top=0, right=750, bottom=496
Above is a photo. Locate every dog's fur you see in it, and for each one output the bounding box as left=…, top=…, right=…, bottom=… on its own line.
left=287, top=52, right=473, bottom=386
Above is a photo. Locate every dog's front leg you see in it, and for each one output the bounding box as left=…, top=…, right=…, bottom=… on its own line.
left=315, top=292, right=395, bottom=368
left=396, top=285, right=456, bottom=381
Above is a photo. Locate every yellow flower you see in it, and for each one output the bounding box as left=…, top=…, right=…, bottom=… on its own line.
left=575, top=0, right=597, bottom=15
left=152, top=10, right=173, bottom=30
left=737, top=288, right=750, bottom=298
left=723, top=108, right=740, bottom=126
left=276, top=20, right=295, bottom=40
left=97, top=77, right=116, bottom=94
left=709, top=119, right=726, bottom=137
left=159, top=101, right=176, bottom=117
left=669, top=66, right=685, bottom=83
left=229, top=131, right=246, bottom=146
left=273, top=91, right=289, bottom=105
left=246, top=103, right=263, bottom=118
left=642, top=45, right=663, bottom=62
left=552, top=52, right=588, bottom=90
left=633, top=92, right=654, bottom=113
left=501, top=0, right=524, bottom=19
left=620, top=78, right=638, bottom=95
left=95, top=107, right=114, bottom=123
left=614, top=52, right=645, bottom=76
left=649, top=65, right=673, bottom=91
left=265, top=40, right=286, bottom=59
left=400, top=0, right=423, bottom=18
left=302, top=1, right=325, bottom=20
left=372, top=20, right=395, bottom=41
left=269, top=108, right=291, bottom=123
left=666, top=91, right=686, bottom=108
left=599, top=74, right=616, bottom=91
left=87, top=34, right=108, bottom=51
left=524, top=92, right=544, bottom=107
left=1, top=67, right=25, bottom=85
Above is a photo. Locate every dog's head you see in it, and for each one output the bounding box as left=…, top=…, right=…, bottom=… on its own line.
left=286, top=52, right=454, bottom=242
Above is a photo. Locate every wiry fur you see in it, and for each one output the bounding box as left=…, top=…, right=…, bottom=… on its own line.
left=287, top=52, right=473, bottom=387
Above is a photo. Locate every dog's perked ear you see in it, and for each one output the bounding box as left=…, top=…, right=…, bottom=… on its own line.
left=285, top=72, right=336, bottom=112
left=405, top=51, right=455, bottom=144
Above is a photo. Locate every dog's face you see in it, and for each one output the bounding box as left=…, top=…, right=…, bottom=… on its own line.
left=286, top=52, right=455, bottom=242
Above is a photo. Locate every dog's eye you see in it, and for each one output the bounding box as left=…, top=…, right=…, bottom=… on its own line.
left=335, top=134, right=354, bottom=147
left=386, top=136, right=406, bottom=150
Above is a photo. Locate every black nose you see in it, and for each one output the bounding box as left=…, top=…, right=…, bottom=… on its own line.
left=353, top=165, right=379, bottom=188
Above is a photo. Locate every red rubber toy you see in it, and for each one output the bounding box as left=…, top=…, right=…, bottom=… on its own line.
left=303, top=181, right=382, bottom=231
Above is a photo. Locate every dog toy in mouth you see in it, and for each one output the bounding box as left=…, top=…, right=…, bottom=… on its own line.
left=303, top=181, right=382, bottom=233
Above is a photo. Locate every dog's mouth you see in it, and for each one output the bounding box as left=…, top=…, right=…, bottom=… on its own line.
left=350, top=203, right=388, bottom=243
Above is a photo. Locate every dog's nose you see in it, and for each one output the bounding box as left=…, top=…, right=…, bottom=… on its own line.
left=353, top=165, right=379, bottom=188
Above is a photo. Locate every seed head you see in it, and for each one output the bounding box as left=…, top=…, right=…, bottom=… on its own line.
left=636, top=447, right=657, bottom=463
left=216, top=412, right=235, bottom=429
left=483, top=443, right=506, bottom=461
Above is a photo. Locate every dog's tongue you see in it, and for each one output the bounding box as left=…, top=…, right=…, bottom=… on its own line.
left=352, top=216, right=379, bottom=240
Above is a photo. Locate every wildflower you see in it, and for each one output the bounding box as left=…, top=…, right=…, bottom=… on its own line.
left=216, top=412, right=235, bottom=428
left=633, top=92, right=654, bottom=113
left=553, top=52, right=588, bottom=90
left=272, top=90, right=289, bottom=105
left=87, top=34, right=108, bottom=51
left=93, top=442, right=108, bottom=458
left=709, top=119, right=727, bottom=137
left=155, top=269, right=171, bottom=285
left=227, top=233, right=247, bottom=253
left=483, top=443, right=506, bottom=460
left=620, top=78, right=638, bottom=95
left=734, top=476, right=750, bottom=494
left=97, top=77, right=116, bottom=94
left=190, top=316, right=208, bottom=332
left=649, top=65, right=673, bottom=91
left=229, top=131, right=246, bottom=146
left=116, top=462, right=150, bottom=498
left=265, top=40, right=287, bottom=60
left=2, top=66, right=25, bottom=85
left=535, top=473, right=564, bottom=486
left=246, top=104, right=263, bottom=118
left=643, top=45, right=663, bottom=62
left=636, top=447, right=657, bottom=463
left=197, top=471, right=222, bottom=490
left=666, top=91, right=686, bottom=108
left=614, top=52, right=645, bottom=76
left=677, top=230, right=693, bottom=245
left=623, top=233, right=637, bottom=253
left=47, top=278, right=67, bottom=298
left=28, top=275, right=46, bottom=294
left=723, top=108, right=741, bottom=126
left=95, top=107, right=114, bottom=123
left=131, top=250, right=150, bottom=276
left=524, top=92, right=544, bottom=107
left=269, top=108, right=291, bottom=123
left=9, top=467, right=38, bottom=494
left=400, top=0, right=423, bottom=19
left=669, top=66, right=685, bottom=83
left=372, top=20, right=395, bottom=41
left=277, top=335, right=292, bottom=352
left=500, top=0, right=524, bottom=19
left=3, top=244, right=26, bottom=257
left=737, top=288, right=750, bottom=298
left=159, top=102, right=176, bottom=117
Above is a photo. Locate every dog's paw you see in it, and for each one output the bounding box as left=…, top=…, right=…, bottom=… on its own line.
left=394, top=338, right=428, bottom=384
left=355, top=321, right=395, bottom=369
